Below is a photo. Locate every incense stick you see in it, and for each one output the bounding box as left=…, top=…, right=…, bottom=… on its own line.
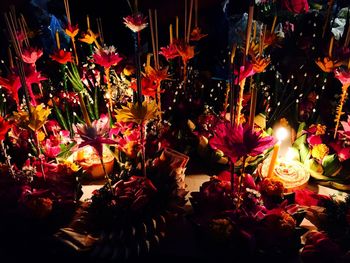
left=322, top=0, right=334, bottom=39
left=169, top=24, right=173, bottom=44
left=149, top=9, right=157, bottom=69
left=97, top=18, right=104, bottom=46
left=271, top=15, right=277, bottom=34
left=185, top=0, right=187, bottom=41
left=195, top=0, right=198, bottom=28
left=187, top=0, right=194, bottom=43
left=245, top=4, right=254, bottom=57
left=155, top=9, right=159, bottom=69
left=55, top=30, right=60, bottom=49
left=328, top=36, right=334, bottom=58
left=87, top=15, right=90, bottom=30
left=64, top=0, right=71, bottom=25
left=176, top=16, right=179, bottom=39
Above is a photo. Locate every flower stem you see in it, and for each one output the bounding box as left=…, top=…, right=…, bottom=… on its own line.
left=34, top=131, right=46, bottom=180
left=105, top=67, right=113, bottom=113
left=230, top=161, right=235, bottom=193
left=140, top=123, right=146, bottom=177
left=100, top=155, right=113, bottom=193
left=237, top=155, right=247, bottom=208
left=134, top=32, right=143, bottom=105
left=78, top=92, right=92, bottom=127
left=334, top=84, right=349, bottom=138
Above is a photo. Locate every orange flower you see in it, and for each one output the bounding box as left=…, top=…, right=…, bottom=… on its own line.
left=190, top=27, right=208, bottom=41
left=315, top=57, right=342, bottom=73
left=144, top=65, right=169, bottom=83
left=65, top=24, right=79, bottom=39
left=50, top=49, right=73, bottom=64
left=251, top=56, right=271, bottom=73
left=175, top=41, right=195, bottom=64
left=79, top=29, right=99, bottom=46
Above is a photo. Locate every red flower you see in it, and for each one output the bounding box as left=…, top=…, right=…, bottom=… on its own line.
left=174, top=41, right=195, bottom=64
left=22, top=47, right=43, bottom=65
left=42, top=136, right=61, bottom=158
left=93, top=46, right=123, bottom=68
left=123, top=13, right=148, bottom=33
left=0, top=116, right=12, bottom=141
left=209, top=122, right=275, bottom=163
left=281, top=0, right=309, bottom=14
left=0, top=73, right=21, bottom=104
left=130, top=76, right=162, bottom=97
left=159, top=44, right=180, bottom=61
left=334, top=67, right=350, bottom=87
left=50, top=49, right=73, bottom=64
left=65, top=24, right=79, bottom=39
left=234, top=62, right=255, bottom=85
left=190, top=27, right=208, bottom=41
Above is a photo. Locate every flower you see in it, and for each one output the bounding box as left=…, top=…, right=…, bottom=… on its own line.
left=234, top=62, right=255, bottom=85
left=259, top=177, right=285, bottom=197
left=334, top=67, right=350, bottom=87
left=93, top=46, right=123, bottom=68
left=50, top=49, right=73, bottom=64
left=281, top=0, right=309, bottom=14
left=123, top=13, right=148, bottom=33
left=251, top=56, right=270, bottom=73
left=209, top=122, right=275, bottom=163
left=175, top=41, right=195, bottom=64
left=0, top=116, right=12, bottom=141
left=159, top=44, right=180, bottom=61
left=28, top=103, right=51, bottom=131
left=73, top=114, right=116, bottom=157
left=315, top=57, right=341, bottom=73
left=22, top=47, right=43, bottom=65
left=311, top=144, right=329, bottom=161
left=115, top=101, right=158, bottom=125
left=339, top=115, right=350, bottom=140
left=65, top=24, right=79, bottom=39
left=0, top=73, right=21, bottom=104
left=79, top=29, right=99, bottom=45
left=42, top=136, right=61, bottom=158
left=190, top=27, right=208, bottom=41
left=308, top=124, right=326, bottom=136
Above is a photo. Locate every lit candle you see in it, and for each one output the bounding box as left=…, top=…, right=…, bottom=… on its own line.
left=267, top=127, right=288, bottom=177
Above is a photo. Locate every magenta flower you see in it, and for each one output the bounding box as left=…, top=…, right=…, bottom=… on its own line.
left=73, top=114, right=117, bottom=157
left=159, top=44, right=180, bottom=61
left=123, top=13, right=148, bottom=33
left=22, top=47, right=43, bottom=65
left=339, top=115, right=350, bottom=140
left=334, top=68, right=350, bottom=87
left=93, top=46, right=123, bottom=68
left=209, top=122, right=276, bottom=163
left=234, top=62, right=255, bottom=85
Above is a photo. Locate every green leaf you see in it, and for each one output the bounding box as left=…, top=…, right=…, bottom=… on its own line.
left=57, top=142, right=76, bottom=159
left=299, top=142, right=310, bottom=163
left=296, top=122, right=306, bottom=138
left=293, top=134, right=307, bottom=148
left=322, top=154, right=342, bottom=177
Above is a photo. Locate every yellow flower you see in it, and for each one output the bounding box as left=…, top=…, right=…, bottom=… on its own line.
left=13, top=109, right=30, bottom=127
left=115, top=101, right=158, bottom=125
left=28, top=104, right=51, bottom=131
left=315, top=57, right=342, bottom=73
left=37, top=130, right=46, bottom=142
left=65, top=24, right=79, bottom=39
left=79, top=29, right=99, bottom=47
left=311, top=144, right=329, bottom=161
left=61, top=160, right=80, bottom=173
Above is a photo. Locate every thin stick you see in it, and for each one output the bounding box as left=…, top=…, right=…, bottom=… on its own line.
left=7, top=47, right=14, bottom=69
left=97, top=18, right=104, bottom=46
left=176, top=16, right=179, bottom=39
left=345, top=18, right=350, bottom=47
left=322, top=0, right=334, bottom=39
left=249, top=83, right=257, bottom=128
left=184, top=0, right=187, bottom=41
left=19, top=15, right=29, bottom=48
left=169, top=24, right=173, bottom=44
left=195, top=0, right=198, bottom=28
left=55, top=30, right=60, bottom=50
left=245, top=4, right=254, bottom=57
left=253, top=21, right=257, bottom=41
left=328, top=36, right=334, bottom=58
left=64, top=0, right=71, bottom=25
left=87, top=15, right=90, bottom=30
left=148, top=9, right=157, bottom=68
left=155, top=9, right=159, bottom=69
left=271, top=15, right=277, bottom=34
left=187, top=0, right=194, bottom=43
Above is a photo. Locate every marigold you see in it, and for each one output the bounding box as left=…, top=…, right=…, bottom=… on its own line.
left=311, top=143, right=329, bottom=161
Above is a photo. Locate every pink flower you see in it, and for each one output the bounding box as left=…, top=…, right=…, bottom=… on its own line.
left=281, top=0, right=309, bottom=14
left=73, top=114, right=117, bottom=157
left=93, top=46, right=123, bottom=68
left=339, top=115, right=350, bottom=140
left=234, top=62, right=255, bottom=85
left=209, top=122, right=275, bottom=163
left=22, top=47, right=43, bottom=65
left=42, top=136, right=61, bottom=158
left=123, top=13, right=148, bottom=33
left=334, top=68, right=350, bottom=87
left=159, top=44, right=180, bottom=61
left=307, top=135, right=323, bottom=146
